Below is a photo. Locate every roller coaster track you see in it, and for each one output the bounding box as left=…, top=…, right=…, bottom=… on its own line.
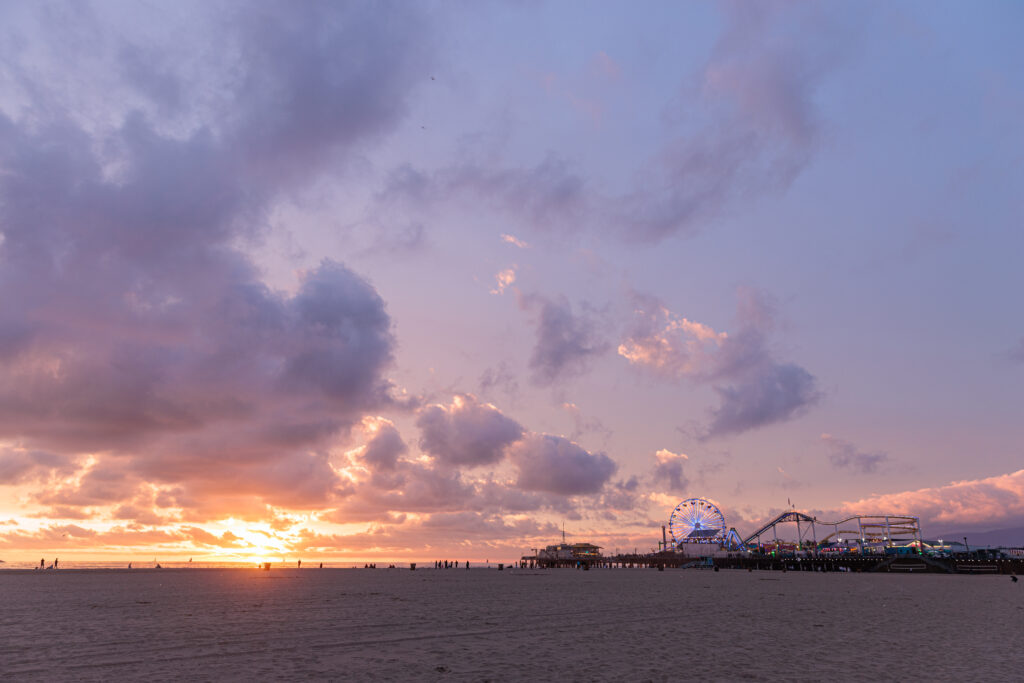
left=740, top=512, right=921, bottom=548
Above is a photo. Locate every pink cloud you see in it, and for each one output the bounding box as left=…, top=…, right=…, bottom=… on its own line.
left=841, top=469, right=1024, bottom=528
left=620, top=288, right=820, bottom=438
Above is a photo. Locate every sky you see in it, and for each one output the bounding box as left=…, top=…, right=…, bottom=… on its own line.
left=1, top=0, right=1023, bottom=563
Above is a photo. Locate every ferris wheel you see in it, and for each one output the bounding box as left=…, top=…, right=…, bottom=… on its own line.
left=668, top=498, right=727, bottom=546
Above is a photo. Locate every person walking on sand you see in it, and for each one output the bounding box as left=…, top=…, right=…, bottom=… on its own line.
left=40, top=558, right=44, bottom=570
left=54, top=558, right=58, bottom=569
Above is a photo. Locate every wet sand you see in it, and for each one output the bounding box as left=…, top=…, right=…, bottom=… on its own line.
left=1, top=567, right=1021, bottom=681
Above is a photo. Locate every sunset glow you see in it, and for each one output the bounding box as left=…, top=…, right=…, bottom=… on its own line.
left=2, top=0, right=1024, bottom=565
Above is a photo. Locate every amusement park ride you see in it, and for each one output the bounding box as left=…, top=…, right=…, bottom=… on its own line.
left=666, top=498, right=744, bottom=550
left=526, top=497, right=1021, bottom=572
left=661, top=497, right=923, bottom=555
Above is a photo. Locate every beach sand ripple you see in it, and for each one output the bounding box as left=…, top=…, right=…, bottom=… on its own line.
left=1, top=568, right=1021, bottom=681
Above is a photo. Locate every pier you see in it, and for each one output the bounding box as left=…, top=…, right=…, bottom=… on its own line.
left=525, top=552, right=1024, bottom=574
left=525, top=498, right=1023, bottom=575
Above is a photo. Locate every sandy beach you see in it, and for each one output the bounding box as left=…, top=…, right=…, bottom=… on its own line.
left=1, top=567, right=1021, bottom=681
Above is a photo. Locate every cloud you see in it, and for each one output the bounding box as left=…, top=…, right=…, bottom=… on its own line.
left=477, top=362, right=519, bottom=400
left=416, top=395, right=523, bottom=468
left=509, top=433, right=617, bottom=495
left=112, top=504, right=168, bottom=527
left=706, top=363, right=819, bottom=438
left=293, top=512, right=560, bottom=555
left=225, top=1, right=432, bottom=181
left=0, top=448, right=77, bottom=485
left=326, top=399, right=616, bottom=525
left=378, top=156, right=586, bottom=235
left=0, top=523, right=199, bottom=551
left=520, top=294, right=609, bottom=385
left=326, top=456, right=569, bottom=523
left=355, top=417, right=407, bottom=473
left=357, top=3, right=859, bottom=250
left=617, top=299, right=728, bottom=380
left=619, top=288, right=820, bottom=438
left=599, top=476, right=642, bottom=513
left=281, top=261, right=395, bottom=404
left=0, top=2, right=430, bottom=520
left=616, top=2, right=846, bottom=242
left=500, top=234, right=530, bottom=249
left=841, top=469, right=1024, bottom=530
left=490, top=266, right=517, bottom=295
left=652, top=449, right=689, bottom=493
left=821, top=434, right=889, bottom=474
left=561, top=402, right=612, bottom=442
left=180, top=526, right=250, bottom=549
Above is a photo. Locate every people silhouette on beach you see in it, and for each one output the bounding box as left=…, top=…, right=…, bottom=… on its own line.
left=40, top=558, right=44, bottom=569
left=298, top=560, right=301, bottom=568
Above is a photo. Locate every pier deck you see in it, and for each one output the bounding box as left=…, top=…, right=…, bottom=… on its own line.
left=528, top=553, right=1024, bottom=574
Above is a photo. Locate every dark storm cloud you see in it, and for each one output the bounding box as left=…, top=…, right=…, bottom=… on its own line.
left=416, top=395, right=524, bottom=468
left=0, top=2, right=432, bottom=517
left=510, top=433, right=617, bottom=495
left=519, top=294, right=609, bottom=386
left=821, top=434, right=889, bottom=474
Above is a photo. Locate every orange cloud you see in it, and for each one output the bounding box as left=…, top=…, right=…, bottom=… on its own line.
left=490, top=267, right=517, bottom=295
left=618, top=308, right=727, bottom=379
left=500, top=233, right=529, bottom=249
